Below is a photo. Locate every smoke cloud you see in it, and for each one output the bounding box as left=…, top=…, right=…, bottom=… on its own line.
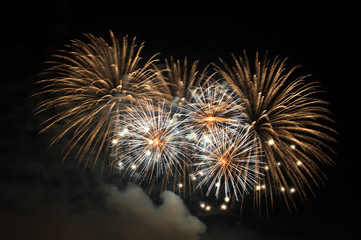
left=0, top=101, right=206, bottom=240
left=0, top=182, right=205, bottom=240
left=105, top=185, right=206, bottom=240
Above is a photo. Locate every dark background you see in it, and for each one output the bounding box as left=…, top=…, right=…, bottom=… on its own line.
left=1, top=2, right=358, bottom=239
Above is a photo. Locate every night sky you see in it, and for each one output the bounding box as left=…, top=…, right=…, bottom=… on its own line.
left=1, top=3, right=358, bottom=240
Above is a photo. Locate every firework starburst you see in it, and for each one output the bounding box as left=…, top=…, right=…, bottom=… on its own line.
left=193, top=127, right=262, bottom=201
left=213, top=52, right=336, bottom=210
left=35, top=31, right=160, bottom=169
left=183, top=83, right=246, bottom=144
left=111, top=101, right=189, bottom=188
left=35, top=30, right=337, bottom=212
left=152, top=57, right=212, bottom=106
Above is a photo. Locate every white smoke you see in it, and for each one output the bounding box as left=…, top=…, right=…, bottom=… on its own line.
left=0, top=184, right=206, bottom=240
left=105, top=185, right=206, bottom=240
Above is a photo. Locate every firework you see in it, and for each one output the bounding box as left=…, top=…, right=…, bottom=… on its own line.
left=193, top=127, right=262, bottom=201
left=152, top=57, right=212, bottom=106
left=111, top=101, right=189, bottom=187
left=34, top=30, right=337, bottom=211
left=150, top=57, right=217, bottom=195
left=213, top=52, right=336, bottom=209
left=35, top=31, right=161, bottom=169
left=183, top=83, right=246, bottom=144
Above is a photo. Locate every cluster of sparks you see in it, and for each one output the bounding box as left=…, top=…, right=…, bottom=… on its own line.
left=110, top=101, right=189, bottom=185
left=36, top=31, right=336, bottom=212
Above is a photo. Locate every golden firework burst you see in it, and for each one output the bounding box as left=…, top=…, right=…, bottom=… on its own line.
left=152, top=57, right=212, bottom=106
left=35, top=31, right=161, bottom=169
left=213, top=52, right=336, bottom=211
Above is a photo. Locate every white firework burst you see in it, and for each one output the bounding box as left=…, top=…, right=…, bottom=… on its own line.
left=193, top=127, right=263, bottom=201
left=111, top=101, right=189, bottom=184
left=183, top=83, right=246, bottom=145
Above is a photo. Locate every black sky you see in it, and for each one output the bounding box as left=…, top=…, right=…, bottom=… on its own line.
left=1, top=3, right=359, bottom=240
